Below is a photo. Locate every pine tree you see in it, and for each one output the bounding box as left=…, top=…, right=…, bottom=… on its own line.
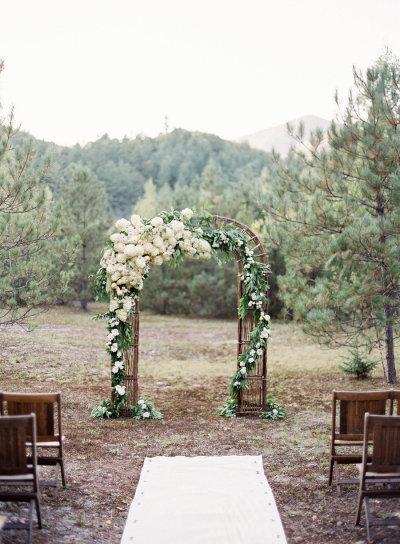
left=58, top=164, right=110, bottom=310
left=0, top=61, right=74, bottom=324
left=266, top=53, right=400, bottom=382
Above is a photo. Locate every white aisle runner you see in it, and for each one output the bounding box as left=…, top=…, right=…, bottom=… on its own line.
left=121, top=455, right=287, bottom=544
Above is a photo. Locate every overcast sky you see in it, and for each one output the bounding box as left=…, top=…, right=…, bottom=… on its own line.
left=0, top=0, right=399, bottom=146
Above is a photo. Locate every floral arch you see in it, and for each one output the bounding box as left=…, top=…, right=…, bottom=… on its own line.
left=92, top=209, right=271, bottom=419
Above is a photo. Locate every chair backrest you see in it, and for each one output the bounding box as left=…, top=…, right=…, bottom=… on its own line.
left=0, top=414, right=35, bottom=476
left=364, top=414, right=400, bottom=473
left=0, top=392, right=61, bottom=441
left=332, top=390, right=391, bottom=441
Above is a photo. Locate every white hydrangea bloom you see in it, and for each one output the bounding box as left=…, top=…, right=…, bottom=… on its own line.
left=123, top=298, right=133, bottom=312
left=180, top=208, right=194, bottom=220
left=150, top=216, right=164, bottom=228
left=110, top=232, right=124, bottom=243
left=115, top=218, right=131, bottom=231
left=169, top=219, right=185, bottom=232
left=130, top=214, right=142, bottom=227
left=124, top=244, right=138, bottom=257
left=116, top=308, right=128, bottom=322
left=135, top=256, right=147, bottom=269
left=109, top=299, right=119, bottom=312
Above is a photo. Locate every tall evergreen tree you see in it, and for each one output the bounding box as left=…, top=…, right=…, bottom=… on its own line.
left=58, top=164, right=110, bottom=310
left=0, top=61, right=75, bottom=324
left=266, top=54, right=400, bottom=382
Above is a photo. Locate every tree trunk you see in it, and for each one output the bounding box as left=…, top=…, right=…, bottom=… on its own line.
left=80, top=239, right=88, bottom=311
left=384, top=304, right=397, bottom=384
left=376, top=192, right=397, bottom=383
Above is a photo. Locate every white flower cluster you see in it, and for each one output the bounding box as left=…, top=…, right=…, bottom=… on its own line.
left=260, top=311, right=271, bottom=339
left=241, top=246, right=255, bottom=284
left=101, top=210, right=212, bottom=323
left=115, top=384, right=126, bottom=396
left=138, top=399, right=150, bottom=418
left=248, top=292, right=265, bottom=310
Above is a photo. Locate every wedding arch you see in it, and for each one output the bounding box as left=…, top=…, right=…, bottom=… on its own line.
left=92, top=209, right=271, bottom=419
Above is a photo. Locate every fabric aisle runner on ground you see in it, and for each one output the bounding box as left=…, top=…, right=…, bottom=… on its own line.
left=121, top=455, right=287, bottom=544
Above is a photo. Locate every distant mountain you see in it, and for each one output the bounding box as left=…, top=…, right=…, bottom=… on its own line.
left=238, top=114, right=331, bottom=156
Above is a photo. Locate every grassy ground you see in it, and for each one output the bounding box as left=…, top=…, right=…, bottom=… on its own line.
left=1, top=304, right=399, bottom=543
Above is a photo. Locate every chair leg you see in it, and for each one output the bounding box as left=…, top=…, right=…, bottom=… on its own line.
left=35, top=496, right=42, bottom=529
left=60, top=458, right=66, bottom=488
left=328, top=457, right=334, bottom=486
left=334, top=462, right=341, bottom=495
left=364, top=498, right=374, bottom=543
left=355, top=489, right=364, bottom=526
left=26, top=499, right=34, bottom=544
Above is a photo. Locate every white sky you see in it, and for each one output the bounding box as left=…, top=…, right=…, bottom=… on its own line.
left=1, top=0, right=399, bottom=146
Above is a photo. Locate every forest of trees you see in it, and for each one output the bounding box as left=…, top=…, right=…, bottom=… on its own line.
left=1, top=53, right=399, bottom=380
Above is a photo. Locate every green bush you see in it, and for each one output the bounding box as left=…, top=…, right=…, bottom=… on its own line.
left=339, top=351, right=377, bottom=379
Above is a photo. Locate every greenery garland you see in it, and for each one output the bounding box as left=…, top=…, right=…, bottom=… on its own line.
left=92, top=209, right=274, bottom=419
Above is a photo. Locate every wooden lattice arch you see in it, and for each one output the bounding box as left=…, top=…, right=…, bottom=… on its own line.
left=122, top=215, right=268, bottom=416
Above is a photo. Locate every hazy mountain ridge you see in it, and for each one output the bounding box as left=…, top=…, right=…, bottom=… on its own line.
left=238, top=114, right=331, bottom=155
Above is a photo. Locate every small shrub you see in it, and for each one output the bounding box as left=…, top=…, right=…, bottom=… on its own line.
left=339, top=351, right=377, bottom=379
left=260, top=395, right=287, bottom=420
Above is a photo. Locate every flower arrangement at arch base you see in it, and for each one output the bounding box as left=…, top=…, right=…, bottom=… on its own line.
left=91, top=208, right=285, bottom=421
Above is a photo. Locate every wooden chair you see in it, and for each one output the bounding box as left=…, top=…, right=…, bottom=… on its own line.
left=329, top=390, right=392, bottom=492
left=0, top=414, right=42, bottom=544
left=0, top=392, right=66, bottom=487
left=355, top=413, right=400, bottom=542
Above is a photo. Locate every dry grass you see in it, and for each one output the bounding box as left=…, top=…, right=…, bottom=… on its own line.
left=0, top=304, right=399, bottom=543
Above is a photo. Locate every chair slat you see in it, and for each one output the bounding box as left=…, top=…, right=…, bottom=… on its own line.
left=340, top=399, right=387, bottom=435
left=370, top=416, right=400, bottom=472
left=0, top=415, right=32, bottom=476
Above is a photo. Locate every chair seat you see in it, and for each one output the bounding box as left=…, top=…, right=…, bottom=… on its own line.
left=331, top=435, right=373, bottom=446
left=357, top=464, right=400, bottom=479
left=334, top=440, right=364, bottom=446
left=0, top=473, right=34, bottom=481
left=27, top=435, right=64, bottom=447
